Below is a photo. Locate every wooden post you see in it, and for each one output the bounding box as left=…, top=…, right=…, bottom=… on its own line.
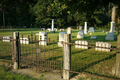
left=112, top=1, right=120, bottom=77
left=12, top=32, right=20, bottom=70
left=63, top=34, right=71, bottom=80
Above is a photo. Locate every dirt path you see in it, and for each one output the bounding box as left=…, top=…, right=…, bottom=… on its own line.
left=10, top=69, right=64, bottom=80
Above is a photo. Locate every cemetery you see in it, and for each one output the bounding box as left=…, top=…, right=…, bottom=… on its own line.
left=0, top=0, right=120, bottom=80
left=0, top=25, right=118, bottom=79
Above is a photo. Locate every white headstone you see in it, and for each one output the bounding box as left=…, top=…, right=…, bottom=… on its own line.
left=75, top=40, right=88, bottom=49
left=88, top=27, right=94, bottom=32
left=54, top=28, right=57, bottom=31
left=95, top=42, right=111, bottom=52
left=84, top=22, right=87, bottom=34
left=39, top=32, right=47, bottom=45
left=109, top=21, right=115, bottom=33
left=20, top=37, right=30, bottom=44
left=3, top=36, right=12, bottom=42
left=47, top=28, right=51, bottom=31
left=58, top=32, right=67, bottom=47
left=51, top=19, right=55, bottom=33
left=77, top=31, right=84, bottom=38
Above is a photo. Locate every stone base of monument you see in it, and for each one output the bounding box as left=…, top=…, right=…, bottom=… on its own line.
left=58, top=42, right=63, bottom=47
left=105, top=33, right=114, bottom=41
left=20, top=37, right=30, bottom=44
left=39, top=42, right=47, bottom=45
left=75, top=40, right=88, bottom=49
left=3, top=36, right=12, bottom=42
left=95, top=41, right=111, bottom=52
left=51, top=31, right=55, bottom=33
left=91, top=36, right=97, bottom=39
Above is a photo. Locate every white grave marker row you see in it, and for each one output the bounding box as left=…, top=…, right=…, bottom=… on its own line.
left=95, top=42, right=111, bottom=52
left=75, top=40, right=88, bottom=49
left=20, top=37, right=30, bottom=44
left=3, top=36, right=12, bottom=42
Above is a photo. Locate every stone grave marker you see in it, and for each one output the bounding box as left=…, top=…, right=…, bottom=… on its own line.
left=20, top=37, right=30, bottom=44
left=88, top=27, right=94, bottom=32
left=75, top=40, right=89, bottom=49
left=58, top=32, right=67, bottom=47
left=109, top=21, right=115, bottom=33
left=3, top=36, right=12, bottom=42
left=95, top=41, right=111, bottom=52
left=84, top=22, right=87, bottom=34
left=79, top=26, right=82, bottom=31
left=54, top=28, right=57, bottom=31
left=41, top=28, right=45, bottom=31
left=105, top=33, right=114, bottom=40
left=39, top=32, right=47, bottom=45
left=102, top=30, right=105, bottom=33
left=60, top=29, right=64, bottom=31
left=91, top=36, right=97, bottom=39
left=47, top=28, right=51, bottom=31
left=51, top=19, right=55, bottom=33
left=77, top=31, right=84, bottom=38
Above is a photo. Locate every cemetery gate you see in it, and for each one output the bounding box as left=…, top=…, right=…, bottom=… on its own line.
left=12, top=32, right=63, bottom=76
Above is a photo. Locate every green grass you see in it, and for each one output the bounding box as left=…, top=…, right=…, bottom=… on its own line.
left=0, top=28, right=118, bottom=79
left=0, top=65, right=36, bottom=80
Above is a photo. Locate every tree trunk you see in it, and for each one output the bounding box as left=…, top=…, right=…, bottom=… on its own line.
left=112, top=1, right=120, bottom=77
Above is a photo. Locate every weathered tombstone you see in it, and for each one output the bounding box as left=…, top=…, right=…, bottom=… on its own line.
left=88, top=27, right=94, bottom=32
left=3, top=36, right=12, bottom=42
left=75, top=40, right=89, bottom=49
left=60, top=29, right=64, bottom=31
left=95, top=42, right=111, bottom=52
left=102, top=30, right=105, bottom=33
left=20, top=37, right=30, bottom=44
left=51, top=19, right=55, bottom=33
left=54, top=28, right=57, bottom=31
left=79, top=26, right=82, bottom=31
left=39, top=32, right=47, bottom=45
left=77, top=31, right=84, bottom=38
left=109, top=21, right=115, bottom=33
left=84, top=22, right=87, bottom=34
left=105, top=33, right=114, bottom=40
left=91, top=36, right=97, bottom=39
left=41, top=28, right=45, bottom=31
left=58, top=32, right=67, bottom=47
left=47, top=28, right=51, bottom=31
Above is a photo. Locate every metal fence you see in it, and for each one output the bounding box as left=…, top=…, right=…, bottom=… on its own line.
left=0, top=32, right=119, bottom=79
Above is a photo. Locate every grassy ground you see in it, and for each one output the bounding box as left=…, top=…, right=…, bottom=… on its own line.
left=0, top=65, right=36, bottom=80
left=0, top=28, right=118, bottom=79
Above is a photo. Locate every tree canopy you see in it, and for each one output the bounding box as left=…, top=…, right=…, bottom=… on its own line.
left=0, top=0, right=119, bottom=28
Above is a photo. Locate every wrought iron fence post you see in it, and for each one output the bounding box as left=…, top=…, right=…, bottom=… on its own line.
left=12, top=32, right=20, bottom=70
left=63, top=34, right=71, bottom=80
